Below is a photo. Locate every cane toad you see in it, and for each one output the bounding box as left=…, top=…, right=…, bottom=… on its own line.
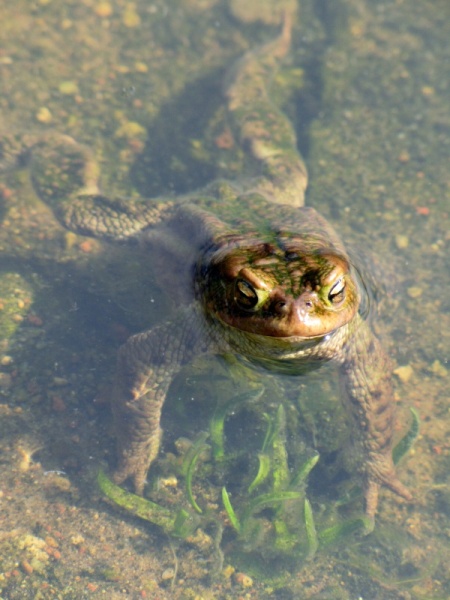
left=1, top=16, right=411, bottom=522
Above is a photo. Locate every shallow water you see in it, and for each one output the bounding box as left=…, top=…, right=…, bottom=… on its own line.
left=0, top=0, right=449, bottom=598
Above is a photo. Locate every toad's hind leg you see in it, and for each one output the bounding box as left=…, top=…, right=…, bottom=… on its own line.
left=225, top=13, right=308, bottom=207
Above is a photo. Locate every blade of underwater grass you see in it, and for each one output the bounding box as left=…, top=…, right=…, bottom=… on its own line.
left=392, top=407, right=420, bottom=465
left=241, top=490, right=302, bottom=525
left=304, top=498, right=318, bottom=559
left=97, top=469, right=175, bottom=533
left=290, top=452, right=320, bottom=489
left=318, top=516, right=372, bottom=547
left=261, top=412, right=274, bottom=453
left=184, top=434, right=209, bottom=514
left=271, top=404, right=290, bottom=492
left=210, top=387, right=265, bottom=460
left=222, top=486, right=241, bottom=533
left=180, top=431, right=209, bottom=476
left=248, top=452, right=272, bottom=494
left=172, top=508, right=201, bottom=538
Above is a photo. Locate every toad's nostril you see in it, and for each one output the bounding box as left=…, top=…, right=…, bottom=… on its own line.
left=275, top=301, right=287, bottom=314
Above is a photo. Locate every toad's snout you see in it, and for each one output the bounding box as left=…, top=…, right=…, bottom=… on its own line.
left=273, top=291, right=317, bottom=316
left=294, top=291, right=317, bottom=312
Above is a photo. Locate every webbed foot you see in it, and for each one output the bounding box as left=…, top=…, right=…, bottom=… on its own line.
left=28, top=134, right=100, bottom=207
left=112, top=400, right=163, bottom=496
left=364, top=456, right=412, bottom=522
left=113, top=453, right=151, bottom=496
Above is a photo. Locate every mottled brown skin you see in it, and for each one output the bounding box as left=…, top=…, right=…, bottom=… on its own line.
left=1, top=16, right=410, bottom=523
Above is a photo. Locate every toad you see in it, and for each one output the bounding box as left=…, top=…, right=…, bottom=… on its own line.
left=1, top=15, right=411, bottom=523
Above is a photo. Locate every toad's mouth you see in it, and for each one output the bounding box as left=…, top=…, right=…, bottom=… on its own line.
left=212, top=312, right=335, bottom=347
left=211, top=315, right=339, bottom=370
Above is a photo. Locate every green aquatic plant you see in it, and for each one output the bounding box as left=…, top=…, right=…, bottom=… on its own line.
left=303, top=498, right=318, bottom=559
left=392, top=407, right=420, bottom=465
left=268, top=405, right=290, bottom=491
left=97, top=469, right=200, bottom=538
left=290, top=452, right=320, bottom=489
left=221, top=486, right=241, bottom=533
left=318, top=516, right=372, bottom=547
left=181, top=432, right=210, bottom=514
left=247, top=452, right=271, bottom=494
left=97, top=390, right=420, bottom=575
left=240, top=490, right=303, bottom=525
left=210, top=386, right=265, bottom=460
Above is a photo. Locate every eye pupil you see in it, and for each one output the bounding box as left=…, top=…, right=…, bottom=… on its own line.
left=235, top=279, right=259, bottom=310
left=328, top=278, right=345, bottom=304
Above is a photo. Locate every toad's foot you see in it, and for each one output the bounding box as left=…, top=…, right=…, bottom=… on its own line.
left=364, top=454, right=412, bottom=525
left=1, top=132, right=179, bottom=242
left=29, top=134, right=101, bottom=201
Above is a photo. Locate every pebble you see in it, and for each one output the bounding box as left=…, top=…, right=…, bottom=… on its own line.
left=95, top=2, right=113, bottom=17
left=36, top=107, right=52, bottom=124
left=395, top=234, right=409, bottom=249
left=122, top=6, right=141, bottom=28
left=430, top=360, right=448, bottom=378
left=114, top=120, right=146, bottom=140
left=161, top=568, right=175, bottom=581
left=45, top=536, right=59, bottom=548
left=135, top=61, right=148, bottom=73
left=407, top=286, right=423, bottom=299
left=421, top=86, right=435, bottom=96
left=58, top=81, right=79, bottom=95
left=21, top=560, right=33, bottom=575
left=222, top=565, right=235, bottom=579
left=234, top=572, right=254, bottom=588
left=70, top=534, right=85, bottom=546
left=393, top=364, right=414, bottom=383
left=52, top=377, right=69, bottom=387
left=158, top=475, right=178, bottom=488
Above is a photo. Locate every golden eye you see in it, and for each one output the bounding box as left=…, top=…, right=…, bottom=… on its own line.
left=234, top=279, right=259, bottom=311
left=328, top=277, right=346, bottom=304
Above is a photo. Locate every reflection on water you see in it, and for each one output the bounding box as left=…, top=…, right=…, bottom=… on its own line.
left=0, top=0, right=449, bottom=598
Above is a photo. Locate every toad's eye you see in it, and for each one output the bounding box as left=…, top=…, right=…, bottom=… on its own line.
left=328, top=277, right=346, bottom=304
left=234, top=279, right=259, bottom=311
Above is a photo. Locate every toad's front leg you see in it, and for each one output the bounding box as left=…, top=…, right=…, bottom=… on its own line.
left=340, top=316, right=412, bottom=522
left=111, top=307, right=212, bottom=494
